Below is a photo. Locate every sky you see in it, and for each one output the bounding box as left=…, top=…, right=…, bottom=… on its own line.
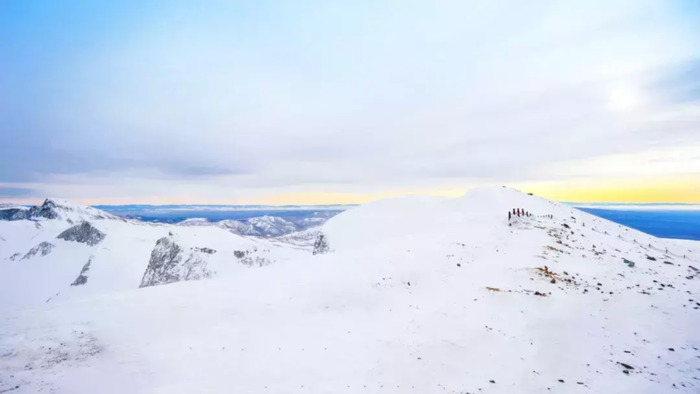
left=1, top=0, right=699, bottom=205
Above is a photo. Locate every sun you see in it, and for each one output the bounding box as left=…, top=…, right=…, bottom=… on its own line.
left=607, top=86, right=643, bottom=112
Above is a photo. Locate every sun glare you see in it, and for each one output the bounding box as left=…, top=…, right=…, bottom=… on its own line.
left=607, top=86, right=643, bottom=112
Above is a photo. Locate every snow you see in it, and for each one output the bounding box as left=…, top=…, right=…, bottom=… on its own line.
left=0, top=187, right=698, bottom=393
left=177, top=215, right=329, bottom=238
left=176, top=218, right=211, bottom=226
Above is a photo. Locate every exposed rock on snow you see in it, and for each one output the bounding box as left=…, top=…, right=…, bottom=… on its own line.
left=20, top=241, right=55, bottom=260
left=232, top=248, right=273, bottom=267
left=312, top=233, right=330, bottom=255
left=140, top=236, right=212, bottom=288
left=0, top=203, right=45, bottom=220
left=0, top=199, right=116, bottom=222
left=57, top=222, right=106, bottom=246
left=71, top=258, right=92, bottom=286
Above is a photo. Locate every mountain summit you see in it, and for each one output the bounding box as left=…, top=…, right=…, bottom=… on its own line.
left=0, top=188, right=698, bottom=393
left=0, top=198, right=117, bottom=222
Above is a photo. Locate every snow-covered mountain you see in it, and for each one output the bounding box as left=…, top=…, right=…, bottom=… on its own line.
left=1, top=187, right=698, bottom=393
left=0, top=202, right=306, bottom=313
left=177, top=214, right=330, bottom=237
left=0, top=198, right=117, bottom=222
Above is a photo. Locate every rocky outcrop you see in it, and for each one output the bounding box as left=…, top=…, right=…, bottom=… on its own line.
left=233, top=248, right=272, bottom=267
left=312, top=233, right=330, bottom=255
left=0, top=201, right=61, bottom=220
left=21, top=241, right=55, bottom=260
left=139, top=236, right=212, bottom=288
left=0, top=205, right=34, bottom=220
left=0, top=198, right=116, bottom=222
left=71, top=257, right=92, bottom=286
left=57, top=222, right=106, bottom=246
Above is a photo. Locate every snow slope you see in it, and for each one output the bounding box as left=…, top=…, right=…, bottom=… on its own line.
left=0, top=187, right=698, bottom=393
left=0, top=204, right=305, bottom=313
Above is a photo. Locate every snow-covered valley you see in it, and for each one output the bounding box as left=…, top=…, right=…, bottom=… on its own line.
left=0, top=187, right=698, bottom=393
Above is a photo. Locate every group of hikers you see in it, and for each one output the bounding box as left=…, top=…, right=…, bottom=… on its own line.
left=508, top=208, right=531, bottom=220
left=508, top=209, right=554, bottom=221
left=508, top=208, right=554, bottom=221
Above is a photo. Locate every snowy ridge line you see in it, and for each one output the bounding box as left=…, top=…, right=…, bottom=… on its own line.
left=0, top=186, right=698, bottom=393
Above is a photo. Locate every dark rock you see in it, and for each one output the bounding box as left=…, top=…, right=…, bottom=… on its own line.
left=1, top=199, right=62, bottom=221
left=21, top=242, right=55, bottom=260
left=195, top=247, right=216, bottom=254
left=312, top=233, right=330, bottom=255
left=71, top=258, right=92, bottom=286
left=0, top=207, right=32, bottom=221
left=236, top=253, right=272, bottom=267
left=139, top=236, right=212, bottom=288
left=57, top=222, right=105, bottom=246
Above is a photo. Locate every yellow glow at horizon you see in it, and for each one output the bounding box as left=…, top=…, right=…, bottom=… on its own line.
left=47, top=176, right=698, bottom=206
left=512, top=175, right=700, bottom=203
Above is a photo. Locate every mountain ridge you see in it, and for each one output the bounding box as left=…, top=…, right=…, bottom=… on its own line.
left=1, top=187, right=698, bottom=393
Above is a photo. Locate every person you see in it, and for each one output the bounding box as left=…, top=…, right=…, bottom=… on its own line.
left=508, top=211, right=511, bottom=220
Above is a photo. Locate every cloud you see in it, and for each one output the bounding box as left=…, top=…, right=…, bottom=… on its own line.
left=1, top=0, right=699, bottom=202
left=0, top=186, right=34, bottom=197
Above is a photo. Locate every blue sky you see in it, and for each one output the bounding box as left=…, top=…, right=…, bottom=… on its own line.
left=1, top=1, right=699, bottom=204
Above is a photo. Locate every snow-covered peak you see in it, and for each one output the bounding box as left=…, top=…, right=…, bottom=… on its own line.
left=0, top=198, right=117, bottom=222
left=177, top=215, right=332, bottom=238
left=177, top=218, right=212, bottom=226
left=321, top=186, right=639, bottom=252
left=246, top=215, right=297, bottom=236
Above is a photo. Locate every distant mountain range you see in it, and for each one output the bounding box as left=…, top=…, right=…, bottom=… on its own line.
left=177, top=214, right=329, bottom=237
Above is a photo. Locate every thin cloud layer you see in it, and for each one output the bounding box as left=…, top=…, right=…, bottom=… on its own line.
left=1, top=1, right=699, bottom=202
